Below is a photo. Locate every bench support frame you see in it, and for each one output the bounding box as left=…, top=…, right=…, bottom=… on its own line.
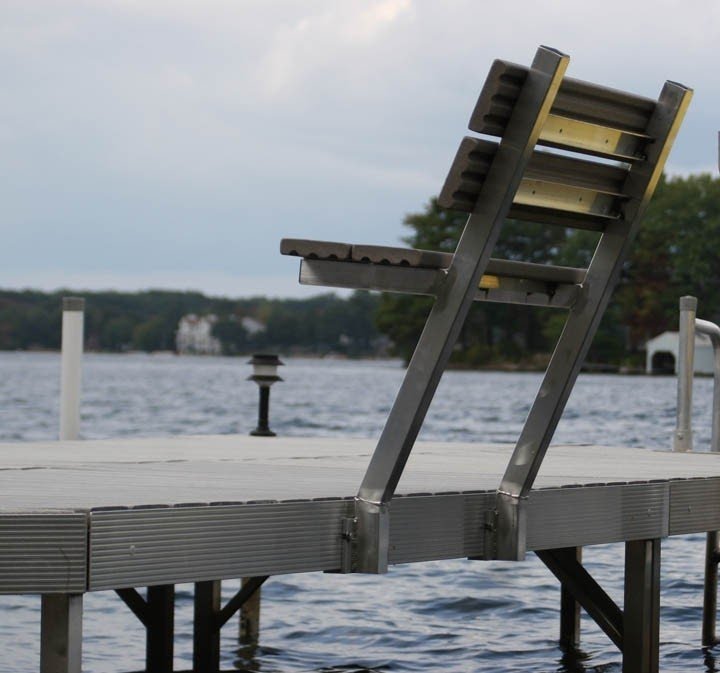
left=355, top=45, right=570, bottom=573
left=352, top=51, right=692, bottom=570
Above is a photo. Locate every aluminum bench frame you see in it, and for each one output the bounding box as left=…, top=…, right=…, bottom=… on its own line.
left=282, top=45, right=692, bottom=572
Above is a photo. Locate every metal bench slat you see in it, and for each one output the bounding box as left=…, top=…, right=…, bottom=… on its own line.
left=438, top=137, right=629, bottom=225
left=282, top=239, right=586, bottom=285
left=279, top=239, right=351, bottom=261
left=538, top=114, right=650, bottom=162
left=469, top=59, right=656, bottom=138
left=299, top=259, right=580, bottom=309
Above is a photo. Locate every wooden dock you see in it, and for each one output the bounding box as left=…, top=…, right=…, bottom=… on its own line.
left=4, top=434, right=720, bottom=590
left=2, top=435, right=720, bottom=671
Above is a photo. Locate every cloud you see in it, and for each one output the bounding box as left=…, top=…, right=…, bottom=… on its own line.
left=256, top=0, right=414, bottom=98
left=0, top=0, right=717, bottom=296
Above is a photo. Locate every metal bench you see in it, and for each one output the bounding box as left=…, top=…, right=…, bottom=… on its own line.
left=281, top=45, right=692, bottom=572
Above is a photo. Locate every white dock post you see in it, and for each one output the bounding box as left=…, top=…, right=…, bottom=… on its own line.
left=40, top=594, right=83, bottom=673
left=673, top=295, right=697, bottom=451
left=59, top=297, right=85, bottom=441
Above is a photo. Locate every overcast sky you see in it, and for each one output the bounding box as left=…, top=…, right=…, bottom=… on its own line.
left=1, top=0, right=717, bottom=298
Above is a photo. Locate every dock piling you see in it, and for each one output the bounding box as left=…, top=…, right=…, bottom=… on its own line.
left=146, top=585, right=175, bottom=673
left=193, top=580, right=221, bottom=673
left=559, top=547, right=582, bottom=650
left=239, top=577, right=262, bottom=643
left=623, top=539, right=661, bottom=673
left=40, top=594, right=83, bottom=673
left=59, top=297, right=85, bottom=441
left=116, top=585, right=176, bottom=672
left=703, top=532, right=720, bottom=646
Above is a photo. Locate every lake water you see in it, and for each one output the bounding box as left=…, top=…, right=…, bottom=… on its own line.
left=0, top=351, right=719, bottom=672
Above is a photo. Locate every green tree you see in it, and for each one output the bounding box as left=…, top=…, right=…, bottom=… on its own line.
left=212, top=318, right=249, bottom=355
left=101, top=316, right=135, bottom=351
left=615, top=174, right=720, bottom=348
left=375, top=174, right=720, bottom=368
left=375, top=198, right=566, bottom=365
left=132, top=316, right=173, bottom=351
left=0, top=289, right=382, bottom=355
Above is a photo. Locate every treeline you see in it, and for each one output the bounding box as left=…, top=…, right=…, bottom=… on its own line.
left=378, top=173, right=720, bottom=368
left=0, top=290, right=382, bottom=356
left=2, top=174, right=717, bottom=366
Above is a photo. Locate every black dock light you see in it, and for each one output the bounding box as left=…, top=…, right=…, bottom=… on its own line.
left=248, top=353, right=283, bottom=436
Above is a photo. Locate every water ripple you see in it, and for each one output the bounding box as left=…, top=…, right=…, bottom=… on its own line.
left=0, top=354, right=717, bottom=671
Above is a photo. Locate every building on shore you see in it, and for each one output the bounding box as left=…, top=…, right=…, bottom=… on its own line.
left=176, top=314, right=222, bottom=355
left=645, top=331, right=714, bottom=375
left=240, top=316, right=265, bottom=336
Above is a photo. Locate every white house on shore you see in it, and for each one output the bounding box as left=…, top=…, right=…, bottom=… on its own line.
left=645, top=331, right=714, bottom=374
left=176, top=314, right=222, bottom=355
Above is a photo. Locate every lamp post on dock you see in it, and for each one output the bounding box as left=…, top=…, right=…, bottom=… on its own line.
left=248, top=353, right=283, bottom=437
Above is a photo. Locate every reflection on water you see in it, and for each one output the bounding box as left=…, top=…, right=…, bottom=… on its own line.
left=0, top=352, right=718, bottom=672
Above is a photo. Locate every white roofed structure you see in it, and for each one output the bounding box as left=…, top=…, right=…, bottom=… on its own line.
left=645, top=330, right=714, bottom=374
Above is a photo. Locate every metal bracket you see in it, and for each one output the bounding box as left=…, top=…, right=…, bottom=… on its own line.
left=480, top=509, right=498, bottom=560
left=339, top=516, right=357, bottom=573
left=495, top=492, right=527, bottom=561
left=354, top=498, right=389, bottom=574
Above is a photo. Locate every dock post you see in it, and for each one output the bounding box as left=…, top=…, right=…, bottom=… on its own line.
left=146, top=585, right=175, bottom=673
left=60, top=297, right=85, bottom=441
left=193, top=580, right=221, bottom=673
left=40, top=594, right=83, bottom=673
left=674, top=295, right=697, bottom=451
left=559, top=547, right=582, bottom=649
left=239, top=577, right=261, bottom=643
left=702, top=317, right=720, bottom=645
left=704, top=532, right=719, bottom=646
left=623, top=539, right=660, bottom=673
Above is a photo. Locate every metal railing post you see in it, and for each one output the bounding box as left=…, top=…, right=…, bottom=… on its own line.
left=59, top=297, right=85, bottom=441
left=702, top=318, right=720, bottom=454
left=692, top=316, right=720, bottom=647
left=675, top=296, right=720, bottom=646
left=694, top=317, right=720, bottom=451
left=673, top=295, right=697, bottom=451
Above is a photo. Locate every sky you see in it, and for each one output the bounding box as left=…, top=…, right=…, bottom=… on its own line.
left=1, top=0, right=718, bottom=298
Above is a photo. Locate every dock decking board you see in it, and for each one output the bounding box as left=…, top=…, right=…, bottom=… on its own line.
left=1, top=436, right=719, bottom=592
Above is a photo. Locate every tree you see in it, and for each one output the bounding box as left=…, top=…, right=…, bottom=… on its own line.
left=375, top=198, right=567, bottom=365
left=374, top=174, right=720, bottom=368
left=212, top=318, right=249, bottom=355
left=615, top=174, right=720, bottom=348
left=132, top=316, right=171, bottom=352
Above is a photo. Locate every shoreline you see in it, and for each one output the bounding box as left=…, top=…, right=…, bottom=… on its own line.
left=0, top=349, right=655, bottom=375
